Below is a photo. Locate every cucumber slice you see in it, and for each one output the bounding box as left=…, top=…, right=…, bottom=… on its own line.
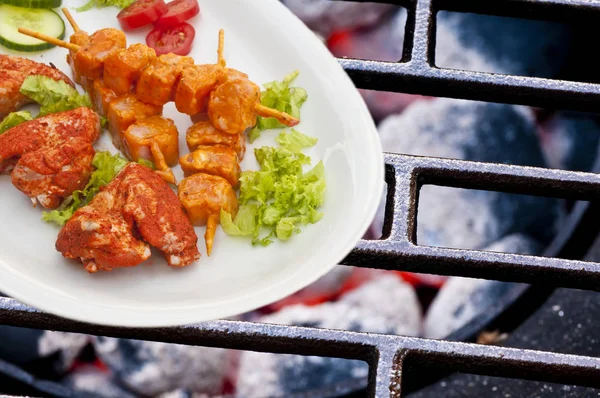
left=0, top=0, right=62, bottom=9
left=0, top=5, right=65, bottom=52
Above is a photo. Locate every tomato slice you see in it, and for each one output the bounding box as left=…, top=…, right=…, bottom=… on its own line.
left=154, top=0, right=200, bottom=28
left=146, top=22, right=195, bottom=56
left=117, top=0, right=168, bottom=30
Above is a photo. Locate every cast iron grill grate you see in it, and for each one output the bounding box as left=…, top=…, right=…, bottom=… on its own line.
left=2, top=0, right=600, bottom=396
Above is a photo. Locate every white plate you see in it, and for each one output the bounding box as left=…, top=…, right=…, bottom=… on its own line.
left=0, top=0, right=384, bottom=327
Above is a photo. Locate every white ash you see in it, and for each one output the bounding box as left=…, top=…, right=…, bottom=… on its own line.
left=434, top=11, right=572, bottom=78
left=372, top=98, right=561, bottom=249
left=235, top=275, right=421, bottom=397
left=62, top=366, right=137, bottom=398
left=37, top=331, right=90, bottom=372
left=434, top=15, right=497, bottom=74
left=423, top=234, right=543, bottom=339
left=282, top=0, right=398, bottom=37
left=538, top=112, right=600, bottom=172
left=92, top=337, right=227, bottom=397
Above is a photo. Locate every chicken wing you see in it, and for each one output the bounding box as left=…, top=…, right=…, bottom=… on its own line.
left=186, top=119, right=246, bottom=160
left=0, top=55, right=74, bottom=119
left=0, top=107, right=100, bottom=208
left=56, top=163, right=200, bottom=272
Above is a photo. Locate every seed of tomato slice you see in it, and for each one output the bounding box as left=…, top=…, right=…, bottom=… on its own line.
left=154, top=0, right=200, bottom=28
left=117, top=0, right=168, bottom=30
left=146, top=22, right=195, bottom=56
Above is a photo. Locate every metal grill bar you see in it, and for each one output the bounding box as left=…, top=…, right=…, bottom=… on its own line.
left=2, top=298, right=600, bottom=398
left=1, top=0, right=600, bottom=397
left=344, top=154, right=600, bottom=291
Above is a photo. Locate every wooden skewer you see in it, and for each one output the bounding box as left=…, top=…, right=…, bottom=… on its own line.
left=62, top=8, right=81, bottom=32
left=217, top=29, right=225, bottom=67
left=255, top=104, right=300, bottom=127
left=17, top=27, right=80, bottom=52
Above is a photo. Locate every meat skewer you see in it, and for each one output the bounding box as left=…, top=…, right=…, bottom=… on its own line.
left=17, top=27, right=301, bottom=132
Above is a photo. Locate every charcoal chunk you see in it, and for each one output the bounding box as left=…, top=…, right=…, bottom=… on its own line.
left=373, top=98, right=563, bottom=249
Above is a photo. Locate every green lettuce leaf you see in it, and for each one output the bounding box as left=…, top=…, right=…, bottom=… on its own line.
left=0, top=111, right=33, bottom=134
left=248, top=70, right=308, bottom=143
left=76, top=0, right=135, bottom=12
left=42, top=152, right=129, bottom=226
left=276, top=129, right=318, bottom=153
left=20, top=75, right=93, bottom=117
left=221, top=130, right=325, bottom=246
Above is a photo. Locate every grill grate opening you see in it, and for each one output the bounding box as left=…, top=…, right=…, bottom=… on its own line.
left=432, top=10, right=576, bottom=80
left=415, top=185, right=566, bottom=251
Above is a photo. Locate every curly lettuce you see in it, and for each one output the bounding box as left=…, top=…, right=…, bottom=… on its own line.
left=42, top=152, right=130, bottom=226
left=221, top=130, right=325, bottom=246
left=0, top=111, right=32, bottom=134
left=248, top=70, right=308, bottom=143
left=20, top=75, right=93, bottom=118
left=76, top=0, right=135, bottom=12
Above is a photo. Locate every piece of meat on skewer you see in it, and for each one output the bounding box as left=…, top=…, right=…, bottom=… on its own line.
left=66, top=30, right=90, bottom=87
left=0, top=107, right=100, bottom=209
left=123, top=115, right=179, bottom=184
left=136, top=53, right=194, bottom=106
left=207, top=77, right=300, bottom=135
left=0, top=55, right=75, bottom=119
left=186, top=119, right=246, bottom=160
left=179, top=173, right=238, bottom=256
left=16, top=27, right=302, bottom=137
left=106, top=93, right=163, bottom=151
left=174, top=64, right=227, bottom=115
left=91, top=79, right=117, bottom=117
left=73, top=28, right=127, bottom=81
left=180, top=145, right=241, bottom=188
left=56, top=163, right=200, bottom=273
left=104, top=43, right=157, bottom=95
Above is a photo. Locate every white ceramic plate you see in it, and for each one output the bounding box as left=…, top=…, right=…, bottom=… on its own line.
left=0, top=0, right=384, bottom=327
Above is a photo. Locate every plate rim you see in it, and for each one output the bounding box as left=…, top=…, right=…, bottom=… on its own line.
left=0, top=0, right=385, bottom=327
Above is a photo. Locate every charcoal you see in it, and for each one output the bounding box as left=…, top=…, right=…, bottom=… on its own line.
left=538, top=112, right=600, bottom=172
left=281, top=0, right=397, bottom=37
left=264, top=264, right=353, bottom=311
left=37, top=331, right=91, bottom=373
left=423, top=233, right=543, bottom=339
left=92, top=337, right=227, bottom=397
left=62, top=365, right=137, bottom=398
left=435, top=11, right=572, bottom=78
left=372, top=98, right=563, bottom=249
left=235, top=275, right=421, bottom=397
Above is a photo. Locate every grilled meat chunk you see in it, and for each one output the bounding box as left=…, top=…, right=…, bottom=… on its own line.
left=56, top=163, right=200, bottom=273
left=0, top=55, right=74, bottom=119
left=0, top=107, right=100, bottom=209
